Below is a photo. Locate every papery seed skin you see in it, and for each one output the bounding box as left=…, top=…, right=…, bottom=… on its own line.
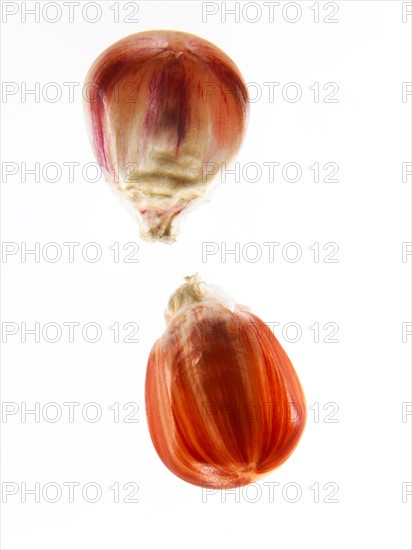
left=84, top=30, right=249, bottom=242
left=145, top=276, right=306, bottom=489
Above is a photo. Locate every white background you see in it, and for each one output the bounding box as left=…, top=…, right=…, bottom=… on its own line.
left=1, top=1, right=411, bottom=549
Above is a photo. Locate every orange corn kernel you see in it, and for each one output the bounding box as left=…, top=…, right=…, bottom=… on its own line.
left=145, top=275, right=306, bottom=489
